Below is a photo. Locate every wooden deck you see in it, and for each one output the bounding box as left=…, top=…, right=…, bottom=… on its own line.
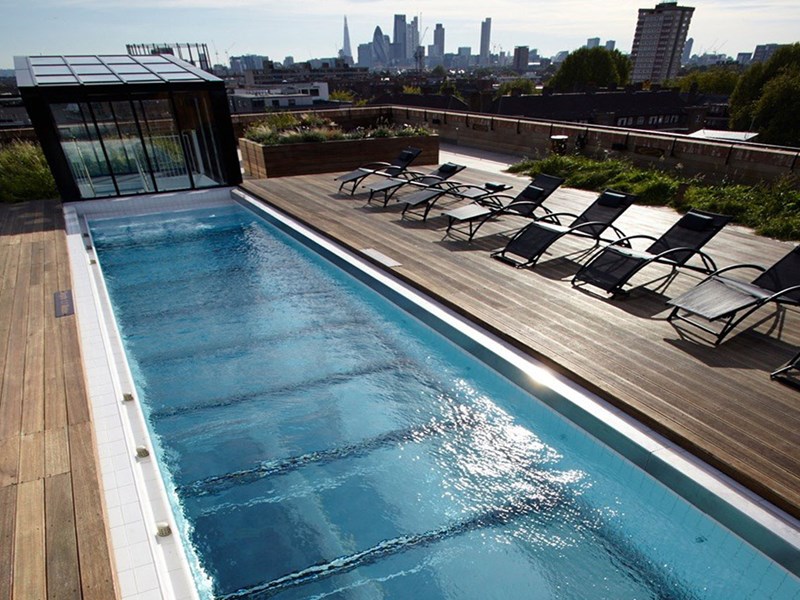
left=0, top=201, right=116, bottom=600
left=242, top=171, right=800, bottom=521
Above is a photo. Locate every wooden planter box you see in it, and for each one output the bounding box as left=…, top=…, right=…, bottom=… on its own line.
left=239, top=135, right=439, bottom=179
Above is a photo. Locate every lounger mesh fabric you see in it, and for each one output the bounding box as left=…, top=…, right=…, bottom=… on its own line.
left=494, top=190, right=635, bottom=268
left=574, top=209, right=732, bottom=293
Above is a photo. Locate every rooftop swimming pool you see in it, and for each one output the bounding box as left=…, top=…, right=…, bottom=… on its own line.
left=84, top=195, right=800, bottom=599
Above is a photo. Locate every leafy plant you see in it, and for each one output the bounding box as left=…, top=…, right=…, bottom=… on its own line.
left=243, top=115, right=432, bottom=146
left=0, top=141, right=58, bottom=202
left=508, top=154, right=800, bottom=240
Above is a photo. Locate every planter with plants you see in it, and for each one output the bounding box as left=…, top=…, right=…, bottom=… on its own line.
left=239, top=113, right=439, bottom=178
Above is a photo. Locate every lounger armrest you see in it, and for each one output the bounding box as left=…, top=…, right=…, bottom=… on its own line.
left=604, top=234, right=658, bottom=249
left=644, top=246, right=719, bottom=272
left=475, top=193, right=515, bottom=209
left=358, top=161, right=393, bottom=171
left=534, top=211, right=578, bottom=224
left=710, top=263, right=767, bottom=277
left=766, top=284, right=800, bottom=304
left=498, top=200, right=555, bottom=219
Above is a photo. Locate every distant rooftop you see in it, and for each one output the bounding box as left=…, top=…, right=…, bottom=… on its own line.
left=14, top=54, right=220, bottom=88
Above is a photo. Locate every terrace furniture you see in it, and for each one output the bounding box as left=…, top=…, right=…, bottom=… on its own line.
left=334, top=147, right=422, bottom=194
left=363, top=162, right=466, bottom=206
left=491, top=189, right=636, bottom=269
left=572, top=208, right=732, bottom=297
left=399, top=181, right=512, bottom=221
left=667, top=245, right=800, bottom=345
left=442, top=174, right=565, bottom=241
left=771, top=350, right=800, bottom=388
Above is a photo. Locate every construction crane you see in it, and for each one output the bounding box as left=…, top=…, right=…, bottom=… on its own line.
left=415, top=26, right=429, bottom=72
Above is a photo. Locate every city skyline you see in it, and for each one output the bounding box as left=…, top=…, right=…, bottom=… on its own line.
left=2, top=0, right=799, bottom=70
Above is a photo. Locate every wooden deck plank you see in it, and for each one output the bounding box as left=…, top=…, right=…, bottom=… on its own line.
left=22, top=240, right=46, bottom=436
left=69, top=422, right=117, bottom=600
left=242, top=173, right=800, bottom=519
left=0, top=484, right=16, bottom=600
left=45, top=473, right=81, bottom=600
left=13, top=479, right=46, bottom=600
left=45, top=427, right=70, bottom=478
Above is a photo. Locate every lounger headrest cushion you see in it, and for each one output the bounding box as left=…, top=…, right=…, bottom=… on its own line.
left=598, top=191, right=628, bottom=207
left=438, top=163, right=460, bottom=175
left=485, top=182, right=506, bottom=192
left=680, top=212, right=714, bottom=231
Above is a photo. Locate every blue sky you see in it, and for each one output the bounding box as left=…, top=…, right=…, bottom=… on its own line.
left=2, top=0, right=799, bottom=69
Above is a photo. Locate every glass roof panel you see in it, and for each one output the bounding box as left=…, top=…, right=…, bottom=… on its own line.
left=65, top=56, right=102, bottom=65
left=32, top=66, right=73, bottom=76
left=136, top=55, right=170, bottom=63
left=99, top=55, right=136, bottom=64
left=111, top=65, right=150, bottom=74
left=119, top=73, right=163, bottom=82
left=149, top=63, right=185, bottom=73
left=161, top=72, right=203, bottom=81
left=30, top=56, right=65, bottom=65
left=35, top=75, right=80, bottom=85
left=79, top=74, right=123, bottom=83
left=72, top=65, right=112, bottom=75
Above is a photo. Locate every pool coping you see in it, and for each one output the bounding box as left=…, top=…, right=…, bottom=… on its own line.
left=63, top=187, right=800, bottom=600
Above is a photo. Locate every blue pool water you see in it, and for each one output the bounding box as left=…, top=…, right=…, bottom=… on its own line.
left=90, top=204, right=800, bottom=599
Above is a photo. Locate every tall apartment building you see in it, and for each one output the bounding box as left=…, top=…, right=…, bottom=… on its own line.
left=630, top=1, right=694, bottom=83
left=480, top=18, right=492, bottom=66
left=513, top=46, right=530, bottom=72
left=586, top=37, right=601, bottom=49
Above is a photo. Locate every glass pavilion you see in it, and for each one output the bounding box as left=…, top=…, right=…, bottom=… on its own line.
left=15, top=54, right=241, bottom=200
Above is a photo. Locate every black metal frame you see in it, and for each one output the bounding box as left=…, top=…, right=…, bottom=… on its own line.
left=18, top=67, right=240, bottom=201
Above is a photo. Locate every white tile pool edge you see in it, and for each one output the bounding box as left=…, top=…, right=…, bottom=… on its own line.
left=63, top=187, right=800, bottom=600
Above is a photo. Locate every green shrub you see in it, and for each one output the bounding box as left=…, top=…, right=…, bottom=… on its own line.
left=243, top=114, right=432, bottom=146
left=508, top=155, right=800, bottom=240
left=0, top=141, right=58, bottom=202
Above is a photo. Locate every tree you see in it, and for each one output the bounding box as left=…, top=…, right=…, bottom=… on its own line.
left=729, top=43, right=800, bottom=144
left=494, top=78, right=536, bottom=98
left=329, top=89, right=355, bottom=103
left=431, top=64, right=447, bottom=78
left=668, top=66, right=741, bottom=95
left=402, top=85, right=422, bottom=95
left=750, top=71, right=800, bottom=146
left=547, top=47, right=631, bottom=92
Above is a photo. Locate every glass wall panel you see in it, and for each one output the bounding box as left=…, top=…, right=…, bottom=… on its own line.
left=173, top=91, right=225, bottom=188
left=50, top=102, right=113, bottom=199
left=133, top=94, right=191, bottom=192
left=90, top=100, right=151, bottom=196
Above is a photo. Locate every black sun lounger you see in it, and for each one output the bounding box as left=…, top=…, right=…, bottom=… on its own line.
left=667, top=245, right=800, bottom=345
left=442, top=174, right=565, bottom=241
left=572, top=208, right=732, bottom=297
left=335, top=147, right=422, bottom=194
left=363, top=162, right=466, bottom=206
left=398, top=181, right=512, bottom=221
left=771, top=349, right=800, bottom=387
left=491, top=189, right=636, bottom=269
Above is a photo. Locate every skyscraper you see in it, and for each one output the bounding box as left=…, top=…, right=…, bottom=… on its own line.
left=605, top=40, right=616, bottom=51
left=586, top=37, right=600, bottom=49
left=372, top=26, right=390, bottom=66
left=393, top=15, right=407, bottom=64
left=681, top=37, right=694, bottom=65
left=434, top=23, right=445, bottom=56
left=480, top=18, right=492, bottom=66
left=407, top=16, right=420, bottom=61
left=341, top=16, right=353, bottom=62
left=631, top=1, right=694, bottom=83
